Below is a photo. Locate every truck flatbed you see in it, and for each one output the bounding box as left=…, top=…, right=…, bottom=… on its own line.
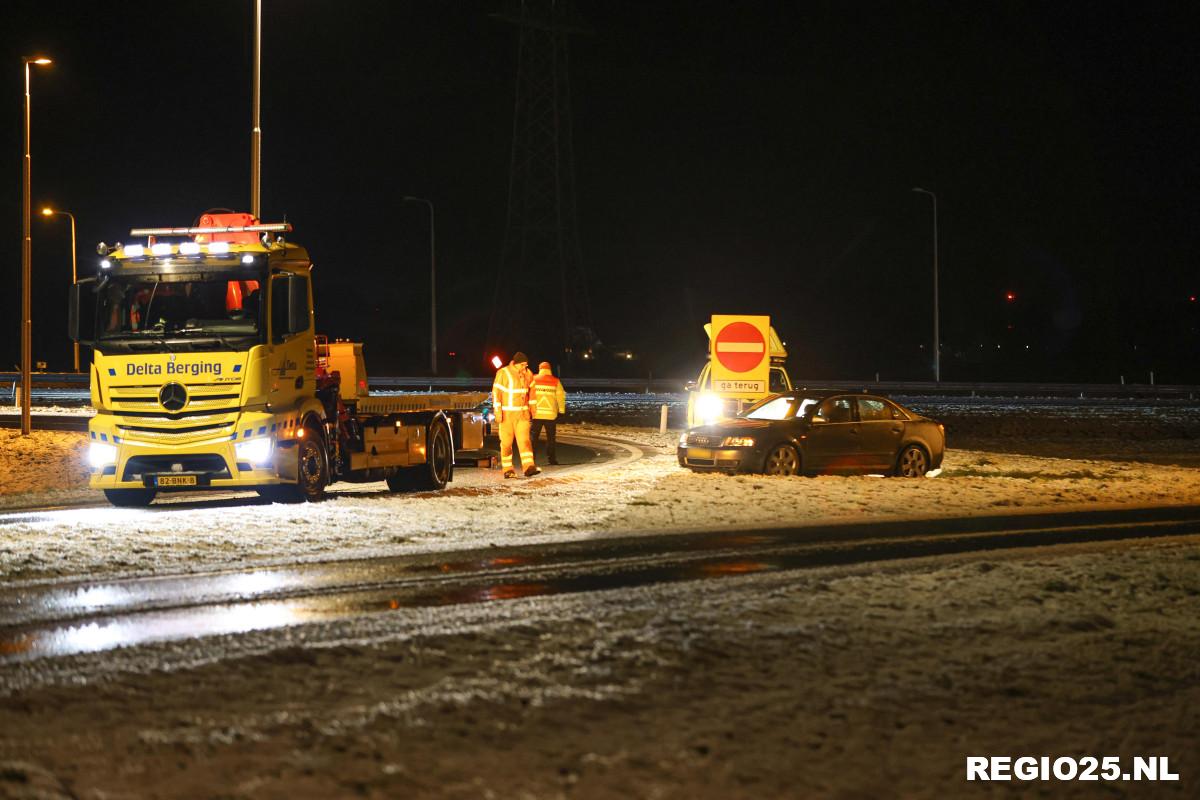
left=354, top=392, right=488, bottom=416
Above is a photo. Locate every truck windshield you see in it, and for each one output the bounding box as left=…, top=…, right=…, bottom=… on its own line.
left=96, top=274, right=264, bottom=350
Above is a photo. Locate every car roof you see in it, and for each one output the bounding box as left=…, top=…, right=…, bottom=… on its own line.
left=784, top=389, right=901, bottom=403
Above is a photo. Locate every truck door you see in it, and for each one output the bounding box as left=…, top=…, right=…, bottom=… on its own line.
left=268, top=273, right=315, bottom=416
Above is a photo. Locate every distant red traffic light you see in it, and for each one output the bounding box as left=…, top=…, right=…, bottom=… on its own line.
left=1004, top=291, right=1017, bottom=302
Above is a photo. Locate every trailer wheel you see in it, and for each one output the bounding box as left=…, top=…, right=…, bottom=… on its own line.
left=103, top=488, right=156, bottom=507
left=386, top=419, right=452, bottom=492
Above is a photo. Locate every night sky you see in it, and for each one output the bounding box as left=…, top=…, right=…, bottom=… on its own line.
left=3, top=1, right=1198, bottom=381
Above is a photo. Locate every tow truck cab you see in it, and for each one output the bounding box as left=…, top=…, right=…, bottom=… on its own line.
left=685, top=323, right=792, bottom=428
left=69, top=213, right=485, bottom=506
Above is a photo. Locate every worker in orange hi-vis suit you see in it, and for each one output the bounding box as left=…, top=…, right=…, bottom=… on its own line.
left=529, top=361, right=568, bottom=465
left=492, top=352, right=540, bottom=478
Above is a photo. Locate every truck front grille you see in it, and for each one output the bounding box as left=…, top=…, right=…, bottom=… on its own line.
left=116, top=421, right=234, bottom=441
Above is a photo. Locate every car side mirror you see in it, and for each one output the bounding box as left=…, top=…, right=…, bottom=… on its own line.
left=684, top=380, right=697, bottom=392
left=809, top=415, right=826, bottom=424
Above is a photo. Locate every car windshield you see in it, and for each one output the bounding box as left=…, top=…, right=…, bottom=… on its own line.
left=97, top=275, right=264, bottom=344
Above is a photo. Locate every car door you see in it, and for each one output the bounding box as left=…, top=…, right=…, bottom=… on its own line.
left=854, top=397, right=905, bottom=471
left=805, top=396, right=861, bottom=473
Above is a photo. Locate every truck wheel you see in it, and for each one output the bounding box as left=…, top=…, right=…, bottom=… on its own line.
left=386, top=420, right=452, bottom=492
left=104, top=488, right=156, bottom=507
left=296, top=433, right=330, bottom=501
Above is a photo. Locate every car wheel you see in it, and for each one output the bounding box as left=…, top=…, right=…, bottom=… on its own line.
left=103, top=488, right=156, bottom=507
left=895, top=444, right=929, bottom=478
left=763, top=443, right=801, bottom=476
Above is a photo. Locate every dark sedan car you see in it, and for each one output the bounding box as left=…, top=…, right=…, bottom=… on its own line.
left=677, top=391, right=945, bottom=477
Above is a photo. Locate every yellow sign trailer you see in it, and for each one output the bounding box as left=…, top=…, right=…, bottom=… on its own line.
left=686, top=316, right=791, bottom=428
left=70, top=218, right=485, bottom=506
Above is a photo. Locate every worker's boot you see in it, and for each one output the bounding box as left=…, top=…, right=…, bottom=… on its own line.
left=524, top=465, right=541, bottom=477
left=503, top=470, right=516, bottom=479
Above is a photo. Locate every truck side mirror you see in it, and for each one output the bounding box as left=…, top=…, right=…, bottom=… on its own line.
left=68, top=279, right=97, bottom=345
left=684, top=380, right=698, bottom=392
left=287, top=275, right=310, bottom=335
left=273, top=274, right=311, bottom=342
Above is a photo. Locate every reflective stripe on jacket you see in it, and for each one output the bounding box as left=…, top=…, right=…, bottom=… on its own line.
left=492, top=364, right=532, bottom=414
left=530, top=373, right=567, bottom=420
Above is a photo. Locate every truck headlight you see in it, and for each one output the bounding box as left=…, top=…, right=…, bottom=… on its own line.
left=696, top=392, right=725, bottom=424
left=235, top=438, right=273, bottom=466
left=88, top=442, right=117, bottom=469
left=722, top=436, right=756, bottom=447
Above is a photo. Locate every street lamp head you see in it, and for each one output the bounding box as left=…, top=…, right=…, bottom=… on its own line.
left=24, top=56, right=53, bottom=65
left=41, top=207, right=54, bottom=216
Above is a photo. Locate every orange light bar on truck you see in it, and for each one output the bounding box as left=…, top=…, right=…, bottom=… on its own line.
left=129, top=223, right=293, bottom=236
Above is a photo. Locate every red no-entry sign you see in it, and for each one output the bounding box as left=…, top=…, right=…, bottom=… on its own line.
left=714, top=321, right=767, bottom=372
left=710, top=315, right=771, bottom=395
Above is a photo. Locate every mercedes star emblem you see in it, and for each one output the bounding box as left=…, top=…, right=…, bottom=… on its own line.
left=159, top=382, right=188, bottom=412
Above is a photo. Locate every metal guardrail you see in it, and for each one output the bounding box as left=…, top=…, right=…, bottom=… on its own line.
left=3, top=372, right=1199, bottom=401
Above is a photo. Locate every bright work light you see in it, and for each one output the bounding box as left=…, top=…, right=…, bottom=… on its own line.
left=697, top=392, right=725, bottom=424
left=178, top=242, right=200, bottom=255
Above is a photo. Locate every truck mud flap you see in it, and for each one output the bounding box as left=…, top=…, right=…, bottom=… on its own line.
left=275, top=441, right=299, bottom=481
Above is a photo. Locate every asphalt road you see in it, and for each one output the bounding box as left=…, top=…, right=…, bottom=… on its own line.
left=4, top=503, right=1199, bottom=665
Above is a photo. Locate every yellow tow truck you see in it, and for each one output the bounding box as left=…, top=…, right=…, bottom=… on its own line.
left=685, top=321, right=792, bottom=427
left=70, top=213, right=486, bottom=506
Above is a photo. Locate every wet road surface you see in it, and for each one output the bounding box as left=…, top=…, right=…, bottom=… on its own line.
left=4, top=504, right=1199, bottom=663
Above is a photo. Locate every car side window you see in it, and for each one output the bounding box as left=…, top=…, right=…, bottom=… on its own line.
left=887, top=401, right=910, bottom=420
left=769, top=368, right=789, bottom=392
left=817, top=397, right=853, bottom=423
left=857, top=398, right=890, bottom=422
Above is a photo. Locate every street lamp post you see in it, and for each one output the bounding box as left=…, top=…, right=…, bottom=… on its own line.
left=250, top=0, right=262, bottom=219
left=912, top=187, right=939, bottom=383
left=21, top=55, right=52, bottom=436
left=403, top=196, right=437, bottom=375
left=41, top=207, right=79, bottom=372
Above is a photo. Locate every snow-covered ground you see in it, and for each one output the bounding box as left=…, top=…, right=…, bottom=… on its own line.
left=0, top=535, right=1195, bottom=798
left=2, top=422, right=1200, bottom=585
